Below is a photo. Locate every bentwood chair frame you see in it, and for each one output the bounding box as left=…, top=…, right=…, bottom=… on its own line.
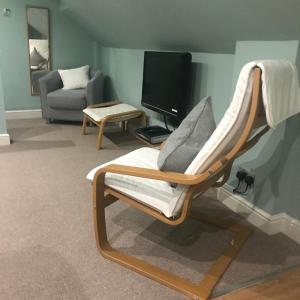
left=92, top=68, right=269, bottom=299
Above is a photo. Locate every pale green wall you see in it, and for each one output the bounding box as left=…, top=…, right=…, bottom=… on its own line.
left=228, top=41, right=300, bottom=218
left=232, top=41, right=299, bottom=88
left=99, top=47, right=234, bottom=125
left=191, top=53, right=234, bottom=123
left=0, top=0, right=96, bottom=111
left=0, top=68, right=7, bottom=134
left=99, top=41, right=300, bottom=219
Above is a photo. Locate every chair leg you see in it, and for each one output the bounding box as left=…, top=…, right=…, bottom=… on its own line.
left=96, top=121, right=105, bottom=150
left=93, top=179, right=252, bottom=300
left=121, top=121, right=128, bottom=132
left=81, top=115, right=88, bottom=135
left=189, top=211, right=252, bottom=299
left=121, top=121, right=126, bottom=132
left=141, top=112, right=147, bottom=127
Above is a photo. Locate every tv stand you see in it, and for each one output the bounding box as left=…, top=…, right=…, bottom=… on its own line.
left=135, top=126, right=171, bottom=145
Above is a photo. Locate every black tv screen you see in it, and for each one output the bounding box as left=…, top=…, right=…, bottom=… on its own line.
left=141, top=51, right=191, bottom=121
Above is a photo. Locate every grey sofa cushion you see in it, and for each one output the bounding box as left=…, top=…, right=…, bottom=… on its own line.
left=47, top=89, right=86, bottom=110
left=157, top=96, right=216, bottom=173
left=30, top=47, right=46, bottom=66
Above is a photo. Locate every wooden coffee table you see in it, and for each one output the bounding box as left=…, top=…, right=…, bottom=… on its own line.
left=81, top=100, right=147, bottom=150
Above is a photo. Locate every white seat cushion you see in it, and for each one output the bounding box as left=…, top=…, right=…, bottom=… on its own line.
left=87, top=147, right=184, bottom=218
left=83, top=103, right=138, bottom=122
left=185, top=63, right=255, bottom=175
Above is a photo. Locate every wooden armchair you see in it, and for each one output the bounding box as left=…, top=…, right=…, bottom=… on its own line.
left=90, top=68, right=270, bottom=299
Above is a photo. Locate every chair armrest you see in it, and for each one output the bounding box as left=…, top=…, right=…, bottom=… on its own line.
left=39, top=70, right=63, bottom=110
left=159, top=141, right=166, bottom=149
left=39, top=71, right=63, bottom=114
left=93, top=164, right=208, bottom=185
left=39, top=70, right=62, bottom=95
left=87, top=100, right=121, bottom=108
left=31, top=70, right=49, bottom=94
left=86, top=71, right=104, bottom=105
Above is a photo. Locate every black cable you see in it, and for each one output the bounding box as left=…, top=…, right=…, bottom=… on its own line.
left=233, top=170, right=247, bottom=193
left=241, top=175, right=254, bottom=195
left=234, top=174, right=254, bottom=195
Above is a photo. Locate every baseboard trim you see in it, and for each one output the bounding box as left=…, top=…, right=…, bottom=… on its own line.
left=217, top=184, right=300, bottom=244
left=0, top=133, right=10, bottom=146
left=6, top=109, right=42, bottom=120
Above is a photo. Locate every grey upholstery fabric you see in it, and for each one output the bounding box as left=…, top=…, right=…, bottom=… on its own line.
left=31, top=69, right=49, bottom=94
left=157, top=96, right=216, bottom=173
left=39, top=71, right=63, bottom=97
left=86, top=70, right=104, bottom=104
left=30, top=48, right=46, bottom=66
left=38, top=68, right=104, bottom=122
left=47, top=89, right=86, bottom=110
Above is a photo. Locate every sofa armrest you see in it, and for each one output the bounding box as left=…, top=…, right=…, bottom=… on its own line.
left=32, top=70, right=49, bottom=94
left=39, top=70, right=62, bottom=94
left=86, top=71, right=104, bottom=106
left=39, top=71, right=63, bottom=111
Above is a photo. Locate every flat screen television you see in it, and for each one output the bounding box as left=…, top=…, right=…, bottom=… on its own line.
left=141, top=51, right=192, bottom=123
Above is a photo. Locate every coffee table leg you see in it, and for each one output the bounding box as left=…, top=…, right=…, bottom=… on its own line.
left=96, top=121, right=105, bottom=150
left=141, top=112, right=147, bottom=127
left=82, top=114, right=88, bottom=135
left=121, top=121, right=128, bottom=132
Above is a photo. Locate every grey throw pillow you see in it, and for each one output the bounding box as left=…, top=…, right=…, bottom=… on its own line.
left=30, top=47, right=46, bottom=67
left=157, top=96, right=216, bottom=173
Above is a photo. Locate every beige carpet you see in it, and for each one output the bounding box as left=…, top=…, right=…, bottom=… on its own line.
left=0, top=118, right=299, bottom=300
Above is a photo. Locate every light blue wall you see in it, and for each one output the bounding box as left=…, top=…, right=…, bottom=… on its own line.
left=99, top=47, right=234, bottom=125
left=232, top=41, right=299, bottom=88
left=100, top=41, right=300, bottom=219
left=228, top=41, right=300, bottom=218
left=191, top=53, right=234, bottom=123
left=0, top=68, right=7, bottom=134
left=0, top=0, right=96, bottom=111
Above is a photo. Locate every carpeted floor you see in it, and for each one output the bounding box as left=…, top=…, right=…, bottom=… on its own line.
left=0, top=118, right=299, bottom=300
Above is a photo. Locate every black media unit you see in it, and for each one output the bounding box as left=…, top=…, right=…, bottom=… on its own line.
left=135, top=126, right=171, bottom=144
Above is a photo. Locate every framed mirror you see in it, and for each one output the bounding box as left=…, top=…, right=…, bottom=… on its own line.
left=26, top=6, right=51, bottom=96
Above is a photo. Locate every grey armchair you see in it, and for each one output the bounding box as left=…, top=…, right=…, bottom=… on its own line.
left=39, top=68, right=104, bottom=123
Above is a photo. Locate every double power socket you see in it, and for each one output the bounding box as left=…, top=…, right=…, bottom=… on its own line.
left=233, top=168, right=255, bottom=195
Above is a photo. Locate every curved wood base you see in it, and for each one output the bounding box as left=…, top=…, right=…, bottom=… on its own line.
left=93, top=185, right=251, bottom=300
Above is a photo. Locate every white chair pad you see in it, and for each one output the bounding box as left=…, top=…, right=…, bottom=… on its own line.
left=87, top=147, right=183, bottom=217
left=83, top=103, right=138, bottom=122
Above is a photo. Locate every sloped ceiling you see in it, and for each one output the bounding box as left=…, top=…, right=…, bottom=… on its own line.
left=60, top=0, right=300, bottom=53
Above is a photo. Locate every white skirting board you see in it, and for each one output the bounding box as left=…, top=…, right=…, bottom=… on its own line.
left=0, top=133, right=10, bottom=146
left=5, top=109, right=42, bottom=120
left=217, top=184, right=300, bottom=244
